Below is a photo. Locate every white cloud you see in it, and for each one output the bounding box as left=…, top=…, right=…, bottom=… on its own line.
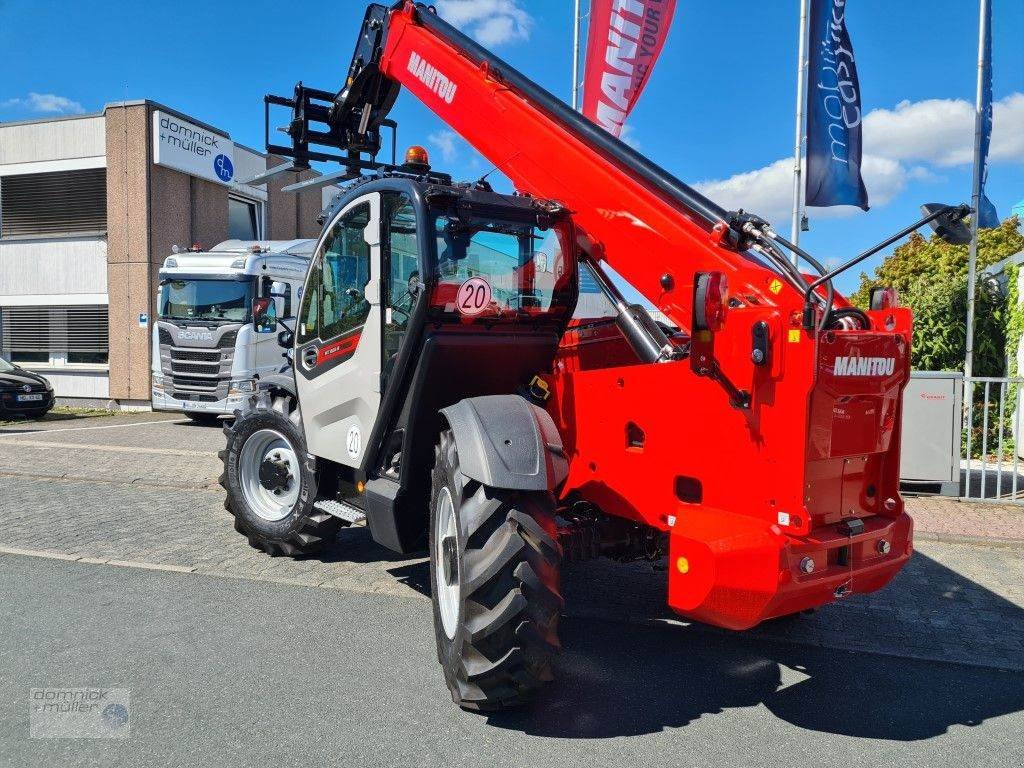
left=435, top=0, right=533, bottom=46
left=428, top=129, right=458, bottom=162
left=694, top=155, right=908, bottom=224
left=619, top=124, right=641, bottom=150
left=1, top=92, right=85, bottom=114
left=863, top=94, right=1024, bottom=167
left=692, top=92, right=1024, bottom=225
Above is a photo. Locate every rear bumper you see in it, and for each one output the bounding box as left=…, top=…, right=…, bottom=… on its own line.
left=667, top=509, right=913, bottom=630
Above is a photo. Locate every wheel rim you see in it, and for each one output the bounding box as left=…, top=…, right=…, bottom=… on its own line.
left=435, top=486, right=460, bottom=639
left=239, top=428, right=301, bottom=522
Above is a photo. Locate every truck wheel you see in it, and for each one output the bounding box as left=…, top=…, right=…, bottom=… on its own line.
left=218, top=395, right=341, bottom=557
left=185, top=411, right=220, bottom=426
left=429, top=429, right=562, bottom=711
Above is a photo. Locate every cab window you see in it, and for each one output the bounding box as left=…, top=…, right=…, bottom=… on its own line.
left=298, top=203, right=372, bottom=345
left=431, top=214, right=573, bottom=319
left=383, top=194, right=420, bottom=387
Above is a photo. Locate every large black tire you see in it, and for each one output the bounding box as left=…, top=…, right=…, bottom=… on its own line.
left=429, top=429, right=562, bottom=711
left=185, top=411, right=220, bottom=426
left=218, top=394, right=341, bottom=557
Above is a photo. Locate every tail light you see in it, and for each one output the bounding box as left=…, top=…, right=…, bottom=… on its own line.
left=693, top=272, right=728, bottom=332
left=869, top=286, right=899, bottom=310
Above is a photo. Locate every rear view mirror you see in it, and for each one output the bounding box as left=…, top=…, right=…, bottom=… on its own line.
left=253, top=297, right=278, bottom=334
left=921, top=203, right=973, bottom=245
left=277, top=328, right=294, bottom=349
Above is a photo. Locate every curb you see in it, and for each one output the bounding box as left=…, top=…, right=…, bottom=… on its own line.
left=914, top=530, right=1024, bottom=549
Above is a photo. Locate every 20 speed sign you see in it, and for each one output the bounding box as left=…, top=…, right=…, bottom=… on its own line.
left=456, top=277, right=493, bottom=316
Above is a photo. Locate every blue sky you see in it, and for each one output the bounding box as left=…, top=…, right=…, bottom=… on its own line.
left=2, top=0, right=1022, bottom=294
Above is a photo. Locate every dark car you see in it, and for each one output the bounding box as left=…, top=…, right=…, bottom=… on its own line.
left=0, top=358, right=54, bottom=419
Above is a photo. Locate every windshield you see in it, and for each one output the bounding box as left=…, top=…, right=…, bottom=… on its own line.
left=158, top=279, right=253, bottom=323
left=0, top=357, right=16, bottom=372
left=431, top=214, right=573, bottom=320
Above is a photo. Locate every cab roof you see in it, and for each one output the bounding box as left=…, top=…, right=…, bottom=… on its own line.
left=159, top=239, right=315, bottom=278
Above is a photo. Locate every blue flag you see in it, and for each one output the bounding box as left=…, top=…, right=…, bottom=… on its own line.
left=978, top=0, right=1000, bottom=228
left=805, top=0, right=868, bottom=210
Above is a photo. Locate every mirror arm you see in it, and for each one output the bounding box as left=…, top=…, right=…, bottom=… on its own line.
left=800, top=204, right=971, bottom=330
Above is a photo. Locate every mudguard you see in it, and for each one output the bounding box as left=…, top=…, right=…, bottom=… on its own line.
left=256, top=371, right=297, bottom=400
left=441, top=395, right=568, bottom=492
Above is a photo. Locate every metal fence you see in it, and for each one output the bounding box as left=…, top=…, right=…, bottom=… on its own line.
left=962, top=376, right=1024, bottom=504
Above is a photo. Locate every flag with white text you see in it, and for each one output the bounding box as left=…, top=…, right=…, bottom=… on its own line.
left=582, top=0, right=677, bottom=138
left=805, top=0, right=868, bottom=210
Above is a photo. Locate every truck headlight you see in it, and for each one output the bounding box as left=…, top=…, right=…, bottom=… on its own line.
left=228, top=378, right=256, bottom=396
left=152, top=374, right=165, bottom=392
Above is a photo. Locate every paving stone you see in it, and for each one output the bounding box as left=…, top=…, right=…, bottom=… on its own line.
left=2, top=416, right=1024, bottom=673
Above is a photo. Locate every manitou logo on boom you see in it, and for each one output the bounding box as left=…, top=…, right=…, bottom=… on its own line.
left=407, top=51, right=457, bottom=104
left=833, top=356, right=896, bottom=377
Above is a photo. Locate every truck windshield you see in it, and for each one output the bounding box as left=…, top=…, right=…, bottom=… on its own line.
left=158, top=279, right=253, bottom=323
left=431, top=214, right=573, bottom=319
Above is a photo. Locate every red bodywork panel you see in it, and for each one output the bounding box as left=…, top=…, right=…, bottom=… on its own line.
left=378, top=4, right=914, bottom=629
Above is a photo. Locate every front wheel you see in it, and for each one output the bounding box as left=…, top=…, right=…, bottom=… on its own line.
left=219, top=395, right=341, bottom=557
left=429, top=429, right=563, bottom=711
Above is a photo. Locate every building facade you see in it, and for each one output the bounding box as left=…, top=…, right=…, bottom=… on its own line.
left=0, top=100, right=331, bottom=407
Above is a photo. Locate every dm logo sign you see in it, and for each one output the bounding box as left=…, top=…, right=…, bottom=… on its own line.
left=214, top=154, right=234, bottom=183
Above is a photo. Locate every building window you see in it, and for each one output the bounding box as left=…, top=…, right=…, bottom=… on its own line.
left=0, top=168, right=107, bottom=239
left=228, top=196, right=262, bottom=240
left=0, top=305, right=109, bottom=366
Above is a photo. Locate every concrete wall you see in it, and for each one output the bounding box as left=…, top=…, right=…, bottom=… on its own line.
left=0, top=115, right=110, bottom=400
left=0, top=238, right=108, bottom=299
left=43, top=370, right=110, bottom=399
left=0, top=114, right=105, bottom=166
left=1, top=104, right=329, bottom=405
left=104, top=103, right=152, bottom=401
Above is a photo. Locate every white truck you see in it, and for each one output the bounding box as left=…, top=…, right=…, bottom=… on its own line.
left=151, top=239, right=314, bottom=423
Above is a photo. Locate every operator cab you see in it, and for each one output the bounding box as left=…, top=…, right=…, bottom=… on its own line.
left=291, top=168, right=576, bottom=549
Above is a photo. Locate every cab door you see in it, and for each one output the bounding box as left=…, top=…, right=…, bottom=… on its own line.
left=294, top=194, right=383, bottom=467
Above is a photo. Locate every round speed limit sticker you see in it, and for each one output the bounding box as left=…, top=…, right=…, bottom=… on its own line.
left=456, top=277, right=493, bottom=316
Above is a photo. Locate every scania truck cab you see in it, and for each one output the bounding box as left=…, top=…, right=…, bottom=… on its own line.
left=152, top=239, right=314, bottom=423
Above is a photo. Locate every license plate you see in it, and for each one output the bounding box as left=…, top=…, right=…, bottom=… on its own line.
left=17, top=393, right=43, bottom=402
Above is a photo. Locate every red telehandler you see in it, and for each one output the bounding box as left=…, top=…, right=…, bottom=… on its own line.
left=219, top=2, right=972, bottom=710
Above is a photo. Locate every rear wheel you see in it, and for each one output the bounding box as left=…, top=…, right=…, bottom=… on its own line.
left=219, top=394, right=341, bottom=557
left=185, top=411, right=220, bottom=426
left=429, top=429, right=562, bottom=711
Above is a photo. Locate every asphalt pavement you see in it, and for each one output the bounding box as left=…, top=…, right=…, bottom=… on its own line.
left=1, top=412, right=1023, bottom=766
left=2, top=553, right=1023, bottom=768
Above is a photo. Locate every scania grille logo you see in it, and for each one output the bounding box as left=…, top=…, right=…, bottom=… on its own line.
left=178, top=330, right=214, bottom=342
left=407, top=51, right=457, bottom=104
left=834, top=356, right=895, bottom=376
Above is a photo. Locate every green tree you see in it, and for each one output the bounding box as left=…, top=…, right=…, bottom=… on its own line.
left=851, top=216, right=1024, bottom=375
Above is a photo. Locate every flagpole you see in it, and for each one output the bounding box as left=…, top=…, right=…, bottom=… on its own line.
left=789, top=0, right=810, bottom=257
left=965, top=0, right=989, bottom=382
left=572, top=0, right=582, bottom=111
